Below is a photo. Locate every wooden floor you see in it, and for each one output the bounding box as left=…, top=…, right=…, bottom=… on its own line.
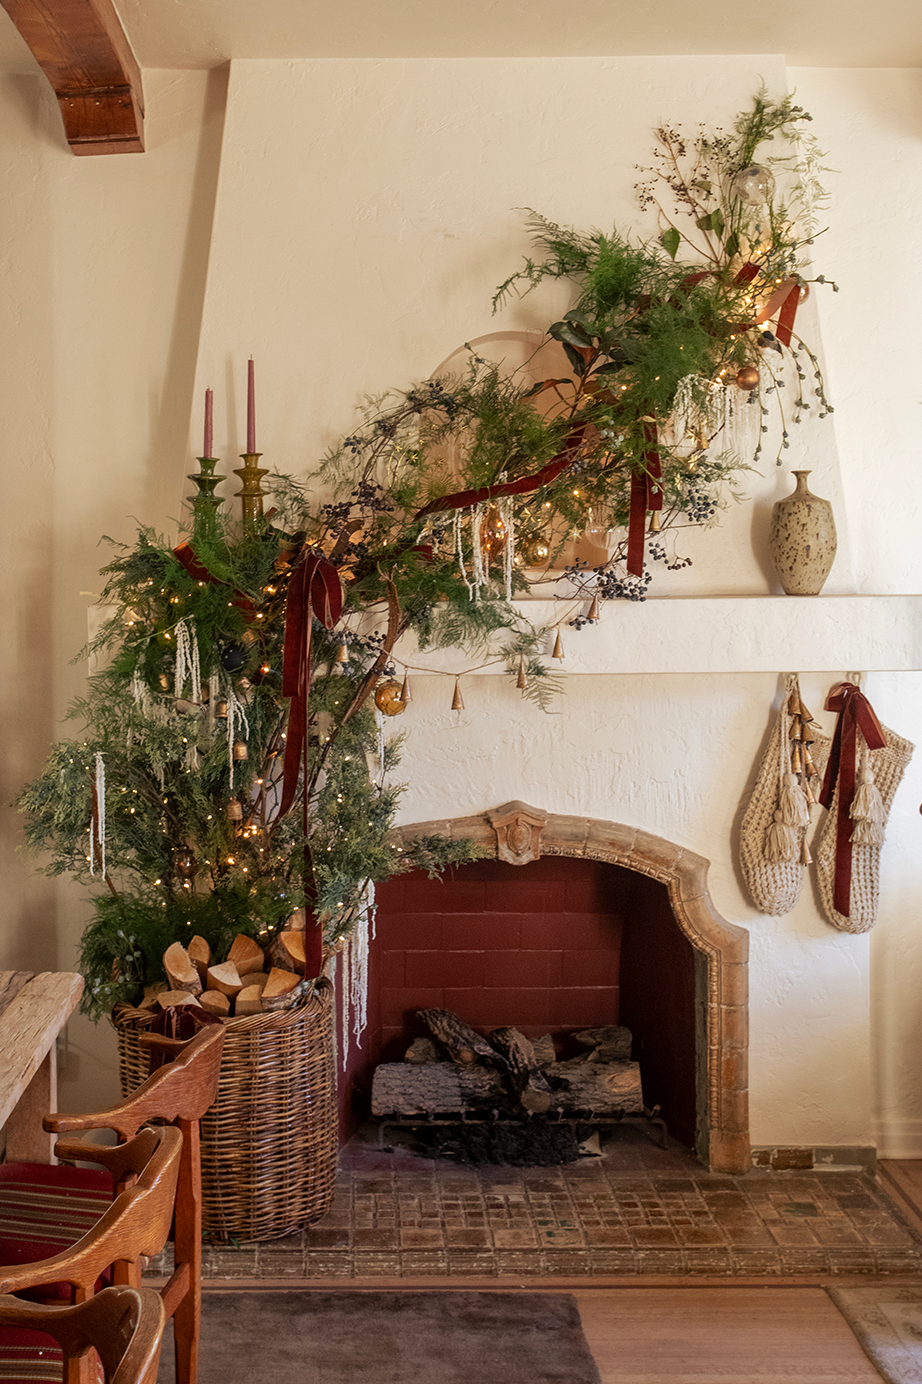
left=573, top=1286, right=884, bottom=1383
left=203, top=1279, right=889, bottom=1382
left=878, top=1159, right=922, bottom=1236
left=195, top=1160, right=922, bottom=1383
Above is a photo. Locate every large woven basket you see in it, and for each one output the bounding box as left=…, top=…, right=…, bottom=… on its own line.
left=112, top=986, right=337, bottom=1242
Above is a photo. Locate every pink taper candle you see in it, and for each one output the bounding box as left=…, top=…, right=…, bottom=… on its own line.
left=203, top=387, right=213, bottom=458
left=246, top=357, right=256, bottom=453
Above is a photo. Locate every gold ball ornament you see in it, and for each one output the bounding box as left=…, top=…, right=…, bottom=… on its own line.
left=173, top=850, right=197, bottom=879
left=374, top=679, right=408, bottom=717
left=736, top=365, right=761, bottom=391
left=522, top=535, right=551, bottom=565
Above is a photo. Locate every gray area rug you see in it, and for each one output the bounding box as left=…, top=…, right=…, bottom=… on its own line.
left=828, top=1284, right=922, bottom=1384
left=159, top=1289, right=602, bottom=1384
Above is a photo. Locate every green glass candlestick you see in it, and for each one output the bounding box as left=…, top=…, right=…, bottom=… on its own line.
left=188, top=456, right=225, bottom=539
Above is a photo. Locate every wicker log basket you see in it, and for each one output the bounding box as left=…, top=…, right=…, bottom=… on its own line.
left=112, top=985, right=337, bottom=1242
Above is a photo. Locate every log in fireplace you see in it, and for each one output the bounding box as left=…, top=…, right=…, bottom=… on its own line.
left=338, top=802, right=749, bottom=1173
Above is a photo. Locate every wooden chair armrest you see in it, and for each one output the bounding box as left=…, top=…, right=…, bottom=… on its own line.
left=138, top=1034, right=187, bottom=1055
left=0, top=1129, right=181, bottom=1295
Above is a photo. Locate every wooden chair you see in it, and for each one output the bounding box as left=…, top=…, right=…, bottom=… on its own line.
left=0, top=1286, right=166, bottom=1384
left=0, top=1021, right=225, bottom=1384
left=0, top=1126, right=181, bottom=1384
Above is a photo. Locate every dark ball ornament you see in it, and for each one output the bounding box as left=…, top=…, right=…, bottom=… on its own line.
left=221, top=642, right=247, bottom=671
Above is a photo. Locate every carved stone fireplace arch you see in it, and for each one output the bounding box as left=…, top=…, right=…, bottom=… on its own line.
left=389, top=801, right=749, bottom=1174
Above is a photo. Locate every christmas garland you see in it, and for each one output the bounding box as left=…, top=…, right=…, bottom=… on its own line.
left=16, top=91, right=835, bottom=1019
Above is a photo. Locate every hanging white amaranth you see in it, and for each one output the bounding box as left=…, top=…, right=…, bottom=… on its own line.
left=671, top=373, right=759, bottom=460
left=470, top=503, right=487, bottom=601
left=173, top=619, right=201, bottom=703
left=130, top=664, right=153, bottom=717
left=500, top=496, right=515, bottom=601
left=224, top=676, right=250, bottom=790
left=453, top=508, right=475, bottom=601
left=374, top=705, right=386, bottom=788
left=351, top=883, right=374, bottom=1047
left=338, top=947, right=350, bottom=1073
left=90, top=752, right=106, bottom=877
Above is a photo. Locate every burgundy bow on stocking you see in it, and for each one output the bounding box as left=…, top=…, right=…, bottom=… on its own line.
left=278, top=552, right=343, bottom=977
left=818, top=682, right=887, bottom=917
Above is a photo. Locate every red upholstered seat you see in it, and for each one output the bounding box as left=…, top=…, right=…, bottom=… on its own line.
left=0, top=1165, right=113, bottom=1274
left=0, top=1128, right=180, bottom=1384
left=0, top=1019, right=224, bottom=1384
left=0, top=1325, right=64, bottom=1384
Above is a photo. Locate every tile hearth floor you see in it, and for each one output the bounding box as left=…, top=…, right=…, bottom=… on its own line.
left=147, top=1127, right=922, bottom=1281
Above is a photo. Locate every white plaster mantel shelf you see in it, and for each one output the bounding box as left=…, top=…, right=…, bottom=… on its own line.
left=393, top=594, right=922, bottom=677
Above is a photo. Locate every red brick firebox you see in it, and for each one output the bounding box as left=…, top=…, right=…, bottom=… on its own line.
left=340, top=802, right=749, bottom=1174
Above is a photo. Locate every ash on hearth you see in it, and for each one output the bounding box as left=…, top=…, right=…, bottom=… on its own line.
left=420, top=1117, right=594, bottom=1166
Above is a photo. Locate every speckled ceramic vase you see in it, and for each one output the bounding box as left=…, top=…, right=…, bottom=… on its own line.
left=768, top=470, right=837, bottom=595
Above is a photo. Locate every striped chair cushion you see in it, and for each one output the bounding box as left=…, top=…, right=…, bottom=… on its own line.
left=0, top=1328, right=63, bottom=1384
left=0, top=1163, right=114, bottom=1299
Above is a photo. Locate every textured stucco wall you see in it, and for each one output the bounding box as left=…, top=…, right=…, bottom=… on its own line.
left=0, top=66, right=227, bottom=1110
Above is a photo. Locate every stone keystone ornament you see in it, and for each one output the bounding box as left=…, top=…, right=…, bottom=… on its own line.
left=487, top=801, right=548, bottom=865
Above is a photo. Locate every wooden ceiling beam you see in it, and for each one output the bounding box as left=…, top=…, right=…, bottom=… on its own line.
left=1, top=0, right=144, bottom=154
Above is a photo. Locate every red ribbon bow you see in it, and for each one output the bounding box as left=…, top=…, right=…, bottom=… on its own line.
left=818, top=682, right=887, bottom=916
left=278, top=552, right=343, bottom=977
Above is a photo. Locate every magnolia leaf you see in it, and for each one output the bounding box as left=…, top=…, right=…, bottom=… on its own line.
left=660, top=227, right=680, bottom=260
left=521, top=378, right=570, bottom=399
left=560, top=341, right=588, bottom=376
left=710, top=208, right=725, bottom=239
left=724, top=231, right=741, bottom=259
left=549, top=318, right=594, bottom=349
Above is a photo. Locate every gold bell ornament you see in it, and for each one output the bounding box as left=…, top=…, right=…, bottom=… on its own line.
left=232, top=740, right=248, bottom=761
left=226, top=800, right=243, bottom=821
left=451, top=677, right=465, bottom=711
left=335, top=642, right=350, bottom=664
left=400, top=670, right=412, bottom=705
left=516, top=656, right=528, bottom=691
left=551, top=629, right=564, bottom=660
left=587, top=594, right=601, bottom=622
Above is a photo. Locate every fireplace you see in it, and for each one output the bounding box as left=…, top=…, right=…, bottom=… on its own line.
left=339, top=802, right=749, bottom=1174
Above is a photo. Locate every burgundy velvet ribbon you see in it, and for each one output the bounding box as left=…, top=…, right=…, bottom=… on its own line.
left=173, top=542, right=255, bottom=617
left=626, top=422, right=663, bottom=577
left=414, top=424, right=588, bottom=522
left=753, top=278, right=802, bottom=348
left=277, top=552, right=343, bottom=978
left=818, top=682, right=887, bottom=917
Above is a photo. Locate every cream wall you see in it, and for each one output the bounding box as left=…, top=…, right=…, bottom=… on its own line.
left=789, top=67, right=922, bottom=1155
left=0, top=66, right=227, bottom=1109
left=1, top=53, right=919, bottom=1156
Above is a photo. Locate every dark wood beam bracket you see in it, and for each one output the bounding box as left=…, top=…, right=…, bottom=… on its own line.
left=1, top=0, right=144, bottom=154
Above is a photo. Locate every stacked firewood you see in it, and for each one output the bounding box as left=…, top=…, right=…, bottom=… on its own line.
left=139, top=912, right=311, bottom=1019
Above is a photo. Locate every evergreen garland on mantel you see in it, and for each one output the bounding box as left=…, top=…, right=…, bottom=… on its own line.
left=16, top=92, right=834, bottom=1020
